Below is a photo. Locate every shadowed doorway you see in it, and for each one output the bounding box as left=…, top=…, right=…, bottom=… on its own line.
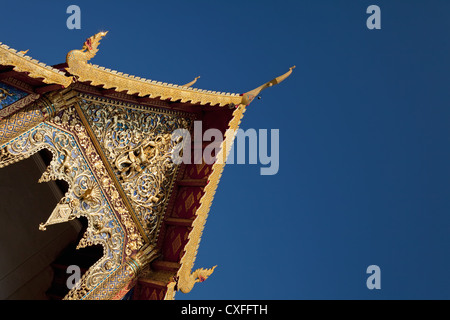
left=0, top=149, right=102, bottom=299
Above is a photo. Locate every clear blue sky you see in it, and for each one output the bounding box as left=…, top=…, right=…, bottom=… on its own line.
left=1, top=1, right=450, bottom=299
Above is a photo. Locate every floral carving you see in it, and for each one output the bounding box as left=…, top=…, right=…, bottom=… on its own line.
left=78, top=95, right=192, bottom=239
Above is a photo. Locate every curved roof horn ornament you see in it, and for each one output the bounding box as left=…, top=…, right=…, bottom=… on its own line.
left=241, top=65, right=295, bottom=106
left=182, top=76, right=201, bottom=88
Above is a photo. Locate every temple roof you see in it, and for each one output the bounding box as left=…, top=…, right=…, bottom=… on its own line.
left=0, top=42, right=72, bottom=87
left=69, top=62, right=244, bottom=107
left=0, top=32, right=294, bottom=300
left=1, top=32, right=294, bottom=109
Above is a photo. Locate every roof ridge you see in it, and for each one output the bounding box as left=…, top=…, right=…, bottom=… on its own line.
left=89, top=63, right=239, bottom=97
left=0, top=42, right=68, bottom=77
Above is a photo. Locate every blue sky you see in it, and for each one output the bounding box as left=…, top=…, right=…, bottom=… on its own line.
left=1, top=1, right=450, bottom=299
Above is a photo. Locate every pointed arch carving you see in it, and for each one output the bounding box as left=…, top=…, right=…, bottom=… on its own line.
left=0, top=106, right=145, bottom=299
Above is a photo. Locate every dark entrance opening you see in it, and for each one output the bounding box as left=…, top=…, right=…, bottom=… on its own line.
left=0, top=149, right=103, bottom=300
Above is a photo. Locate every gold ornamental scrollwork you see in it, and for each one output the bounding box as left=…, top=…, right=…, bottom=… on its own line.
left=0, top=104, right=148, bottom=299
left=0, top=120, right=125, bottom=299
left=77, top=95, right=193, bottom=240
left=0, top=87, right=14, bottom=102
left=49, top=106, right=145, bottom=258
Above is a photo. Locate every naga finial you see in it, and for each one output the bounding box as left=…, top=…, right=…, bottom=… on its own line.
left=66, top=31, right=108, bottom=65
left=82, top=31, right=108, bottom=61
left=241, top=65, right=295, bottom=106
left=172, top=265, right=218, bottom=294
left=193, top=265, right=217, bottom=284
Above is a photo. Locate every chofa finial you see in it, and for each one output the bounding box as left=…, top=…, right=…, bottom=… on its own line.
left=66, top=31, right=109, bottom=66
left=241, top=66, right=295, bottom=106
